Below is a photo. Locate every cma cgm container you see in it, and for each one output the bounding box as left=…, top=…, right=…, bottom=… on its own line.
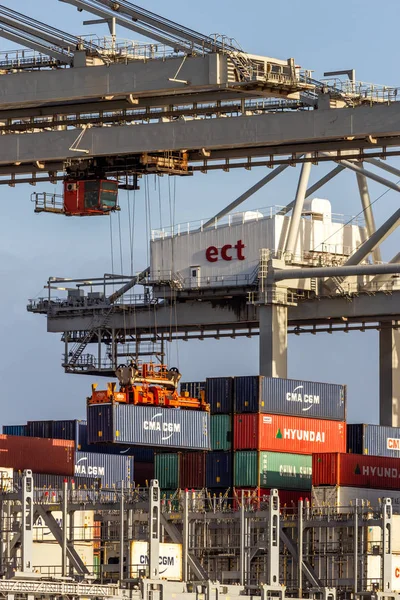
left=87, top=404, right=210, bottom=450
left=347, top=423, right=400, bottom=457
left=0, top=435, right=74, bottom=475
left=210, top=415, right=232, bottom=450
left=206, top=377, right=234, bottom=414
left=206, top=451, right=233, bottom=489
left=234, top=414, right=346, bottom=454
left=313, top=452, right=400, bottom=490
left=234, top=451, right=312, bottom=490
left=234, top=376, right=346, bottom=420
left=74, top=451, right=134, bottom=487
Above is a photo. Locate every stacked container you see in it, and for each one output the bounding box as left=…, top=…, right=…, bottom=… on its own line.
left=233, top=375, right=347, bottom=498
left=206, top=377, right=234, bottom=491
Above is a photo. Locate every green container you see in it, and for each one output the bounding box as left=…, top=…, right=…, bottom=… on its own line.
left=155, top=453, right=179, bottom=489
left=93, top=553, right=100, bottom=578
left=234, top=451, right=312, bottom=490
left=211, top=415, right=232, bottom=450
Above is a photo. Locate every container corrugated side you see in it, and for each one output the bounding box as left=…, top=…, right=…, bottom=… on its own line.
left=87, top=404, right=115, bottom=443
left=74, top=451, right=134, bottom=487
left=312, top=485, right=400, bottom=512
left=155, top=453, right=179, bottom=489
left=206, top=377, right=233, bottom=414
left=2, top=425, right=28, bottom=436
left=233, top=488, right=310, bottom=511
left=210, top=415, right=232, bottom=450
left=234, top=414, right=346, bottom=454
left=179, top=452, right=206, bottom=489
left=114, top=405, right=210, bottom=450
left=78, top=420, right=144, bottom=457
left=206, top=452, right=233, bottom=489
left=0, top=435, right=74, bottom=475
left=134, top=462, right=154, bottom=486
left=234, top=451, right=312, bottom=489
left=27, top=421, right=54, bottom=438
left=347, top=423, right=400, bottom=457
left=180, top=382, right=205, bottom=398
left=234, top=376, right=346, bottom=421
left=13, top=472, right=101, bottom=490
left=313, top=452, right=400, bottom=489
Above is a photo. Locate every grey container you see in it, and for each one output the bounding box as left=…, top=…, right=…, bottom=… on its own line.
left=74, top=451, right=134, bottom=488
left=13, top=472, right=101, bottom=490
left=234, top=376, right=346, bottom=421
left=347, top=423, right=400, bottom=457
left=87, top=404, right=210, bottom=450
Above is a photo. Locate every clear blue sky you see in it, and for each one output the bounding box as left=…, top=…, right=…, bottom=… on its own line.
left=1, top=0, right=399, bottom=425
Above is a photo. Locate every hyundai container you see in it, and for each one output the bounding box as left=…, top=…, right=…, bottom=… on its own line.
left=206, top=451, right=233, bottom=489
left=234, top=414, right=346, bottom=454
left=313, top=452, right=400, bottom=490
left=155, top=453, right=179, bottom=489
left=347, top=423, right=400, bottom=457
left=312, top=485, right=400, bottom=513
left=210, top=415, right=232, bottom=450
left=0, top=435, right=74, bottom=475
left=234, top=376, right=346, bottom=420
left=87, top=404, right=210, bottom=450
left=179, top=452, right=207, bottom=489
left=234, top=451, right=312, bottom=489
left=206, top=377, right=234, bottom=414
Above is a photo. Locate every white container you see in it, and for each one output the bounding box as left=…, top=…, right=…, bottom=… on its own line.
left=312, top=486, right=400, bottom=512
left=0, top=467, right=13, bottom=491
left=34, top=510, right=94, bottom=542
left=32, top=541, right=94, bottom=576
left=130, top=541, right=182, bottom=581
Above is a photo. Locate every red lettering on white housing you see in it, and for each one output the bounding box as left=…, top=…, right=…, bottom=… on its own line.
left=205, top=240, right=246, bottom=262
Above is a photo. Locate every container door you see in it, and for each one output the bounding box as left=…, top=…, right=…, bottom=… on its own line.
left=190, top=266, right=201, bottom=288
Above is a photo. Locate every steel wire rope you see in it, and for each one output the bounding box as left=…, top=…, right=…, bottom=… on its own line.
left=127, top=187, right=138, bottom=363
left=117, top=203, right=129, bottom=362
left=144, top=176, right=158, bottom=364
left=309, top=176, right=400, bottom=254
left=167, top=176, right=180, bottom=370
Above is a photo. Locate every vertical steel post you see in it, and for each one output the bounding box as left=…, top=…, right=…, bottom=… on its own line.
left=149, top=480, right=160, bottom=580
left=298, top=498, right=303, bottom=597
left=382, top=497, right=393, bottom=592
left=353, top=500, right=358, bottom=594
left=62, top=479, right=68, bottom=577
left=21, top=470, right=33, bottom=573
left=119, top=480, right=124, bottom=582
left=266, top=489, right=280, bottom=586
left=240, top=490, right=245, bottom=586
left=69, top=510, right=75, bottom=577
left=183, top=490, right=189, bottom=582
left=284, top=156, right=312, bottom=257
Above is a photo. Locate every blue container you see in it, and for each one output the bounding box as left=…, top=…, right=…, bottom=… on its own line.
left=206, top=452, right=233, bottom=489
left=87, top=404, right=210, bottom=450
left=74, top=451, right=134, bottom=488
left=206, top=377, right=234, bottom=414
left=347, top=424, right=400, bottom=457
left=234, top=376, right=346, bottom=421
left=2, top=425, right=28, bottom=436
left=180, top=381, right=206, bottom=398
left=27, top=421, right=54, bottom=438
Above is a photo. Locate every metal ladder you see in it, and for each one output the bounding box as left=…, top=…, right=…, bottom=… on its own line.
left=65, top=306, right=114, bottom=367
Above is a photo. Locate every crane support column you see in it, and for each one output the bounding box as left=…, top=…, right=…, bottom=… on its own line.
left=355, top=165, right=381, bottom=263
left=379, top=323, right=400, bottom=426
left=284, top=156, right=312, bottom=257
left=259, top=303, right=288, bottom=378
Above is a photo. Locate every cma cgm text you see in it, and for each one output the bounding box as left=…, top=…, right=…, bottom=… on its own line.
left=286, top=393, right=320, bottom=405
left=143, top=421, right=181, bottom=433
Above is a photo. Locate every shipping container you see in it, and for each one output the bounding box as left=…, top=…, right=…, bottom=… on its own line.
left=130, top=541, right=182, bottom=581
left=233, top=488, right=309, bottom=511
left=313, top=452, right=400, bottom=490
left=0, top=435, right=74, bottom=475
left=234, top=376, right=346, bottom=420
left=234, top=414, right=346, bottom=454
left=155, top=453, right=179, bottom=489
left=347, top=423, right=400, bottom=457
left=180, top=381, right=205, bottom=398
left=74, top=451, right=133, bottom=488
left=87, top=404, right=210, bottom=450
left=32, top=541, right=94, bottom=577
left=13, top=472, right=100, bottom=490
left=206, top=452, right=233, bottom=489
left=206, top=378, right=233, bottom=414
left=133, top=462, right=154, bottom=486
left=33, top=509, right=94, bottom=542
left=27, top=421, right=54, bottom=438
left=2, top=425, right=28, bottom=436
left=210, top=415, right=232, bottom=450
left=234, top=451, right=312, bottom=489
left=311, top=485, right=400, bottom=512
left=179, top=452, right=206, bottom=489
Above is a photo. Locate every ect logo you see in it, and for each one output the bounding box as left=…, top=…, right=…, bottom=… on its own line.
left=205, top=240, right=245, bottom=262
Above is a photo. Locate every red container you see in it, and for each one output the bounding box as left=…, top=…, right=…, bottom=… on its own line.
left=179, top=452, right=207, bottom=489
left=134, top=462, right=155, bottom=486
left=233, top=488, right=310, bottom=511
left=313, top=452, right=400, bottom=490
left=234, top=414, right=346, bottom=454
left=0, top=435, right=74, bottom=475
